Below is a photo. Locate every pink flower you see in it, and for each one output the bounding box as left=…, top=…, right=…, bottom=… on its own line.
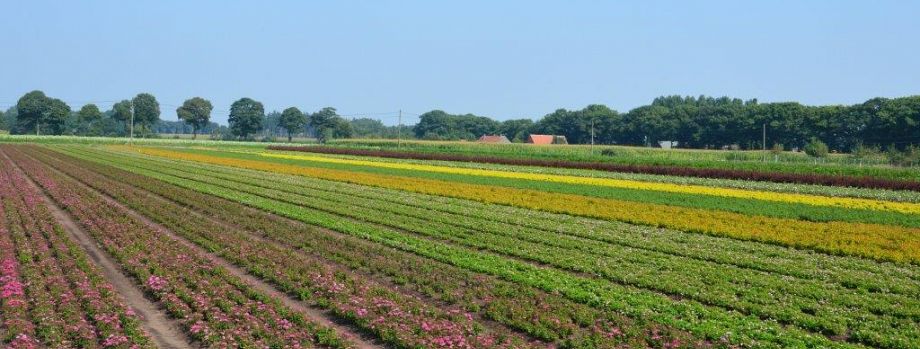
left=189, top=321, right=207, bottom=334
left=2, top=280, right=24, bottom=298
left=146, top=275, right=168, bottom=291
left=103, top=334, right=129, bottom=347
left=9, top=333, right=39, bottom=349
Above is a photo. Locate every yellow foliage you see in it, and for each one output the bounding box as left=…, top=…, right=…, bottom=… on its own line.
left=136, top=146, right=920, bottom=264
left=262, top=152, right=920, bottom=214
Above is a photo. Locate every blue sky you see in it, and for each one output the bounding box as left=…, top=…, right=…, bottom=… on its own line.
left=1, top=0, right=918, bottom=125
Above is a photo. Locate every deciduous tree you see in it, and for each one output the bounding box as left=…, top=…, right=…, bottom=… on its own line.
left=176, top=97, right=213, bottom=139
left=228, top=97, right=265, bottom=139
left=279, top=107, right=306, bottom=142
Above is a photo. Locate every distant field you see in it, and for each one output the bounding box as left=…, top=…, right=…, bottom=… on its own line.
left=318, top=139, right=919, bottom=182
left=0, top=135, right=918, bottom=348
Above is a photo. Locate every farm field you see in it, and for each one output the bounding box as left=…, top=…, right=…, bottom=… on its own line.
left=323, top=139, right=918, bottom=181
left=0, top=139, right=918, bottom=349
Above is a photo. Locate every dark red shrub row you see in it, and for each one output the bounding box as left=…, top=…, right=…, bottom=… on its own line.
left=267, top=145, right=920, bottom=192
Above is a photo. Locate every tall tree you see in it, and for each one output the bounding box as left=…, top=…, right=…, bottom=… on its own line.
left=45, top=99, right=72, bottom=135
left=111, top=100, right=133, bottom=135
left=77, top=104, right=103, bottom=136
left=132, top=93, right=160, bottom=135
left=228, top=97, right=265, bottom=139
left=309, top=107, right=339, bottom=143
left=176, top=97, right=213, bottom=139
left=333, top=117, right=353, bottom=139
left=279, top=107, right=306, bottom=142
left=15, top=90, right=52, bottom=135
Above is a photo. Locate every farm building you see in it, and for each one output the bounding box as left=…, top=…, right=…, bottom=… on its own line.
left=478, top=135, right=511, bottom=144
left=527, top=134, right=568, bottom=145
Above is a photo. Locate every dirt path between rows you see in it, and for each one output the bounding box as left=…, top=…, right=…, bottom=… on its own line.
left=0, top=149, right=195, bottom=349
left=22, top=149, right=387, bottom=349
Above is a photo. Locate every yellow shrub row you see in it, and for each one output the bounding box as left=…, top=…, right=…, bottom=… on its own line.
left=261, top=152, right=920, bottom=214
left=136, top=147, right=920, bottom=264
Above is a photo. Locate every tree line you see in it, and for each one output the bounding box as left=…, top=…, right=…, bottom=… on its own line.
left=1, top=91, right=353, bottom=142
left=4, top=90, right=918, bottom=153
left=413, top=95, right=920, bottom=152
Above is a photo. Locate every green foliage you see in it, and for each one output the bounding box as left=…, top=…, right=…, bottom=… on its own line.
left=176, top=97, right=213, bottom=138
left=498, top=119, right=534, bottom=142
left=78, top=104, right=103, bottom=122
left=64, top=146, right=916, bottom=348
left=804, top=138, right=829, bottom=158
left=309, top=107, right=340, bottom=143
left=413, top=110, right=500, bottom=140
left=228, top=97, right=265, bottom=139
left=131, top=93, right=161, bottom=133
left=111, top=100, right=133, bottom=131
left=15, top=90, right=69, bottom=135
left=333, top=117, right=353, bottom=139
left=279, top=107, right=306, bottom=142
left=75, top=104, right=104, bottom=136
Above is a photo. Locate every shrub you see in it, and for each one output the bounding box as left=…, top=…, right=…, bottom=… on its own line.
left=804, top=138, right=829, bottom=158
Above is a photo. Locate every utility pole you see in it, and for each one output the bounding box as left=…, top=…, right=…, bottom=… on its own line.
left=590, top=118, right=595, bottom=155
left=762, top=123, right=766, bottom=162
left=130, top=111, right=135, bottom=143
left=397, top=109, right=402, bottom=150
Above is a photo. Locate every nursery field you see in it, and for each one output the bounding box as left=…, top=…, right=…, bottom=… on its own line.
left=0, top=140, right=918, bottom=349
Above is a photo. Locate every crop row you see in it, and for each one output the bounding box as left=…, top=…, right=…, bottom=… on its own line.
left=135, top=146, right=920, bottom=264
left=1, top=145, right=351, bottom=349
left=17, top=145, right=555, bottom=349
left=90, top=145, right=920, bottom=295
left=267, top=145, right=920, bottom=191
left=257, top=151, right=920, bottom=228
left=0, top=151, right=152, bottom=348
left=285, top=149, right=920, bottom=203
left=45, top=146, right=716, bottom=348
left=68, top=146, right=871, bottom=348
left=262, top=151, right=920, bottom=215
left=84, top=146, right=920, bottom=348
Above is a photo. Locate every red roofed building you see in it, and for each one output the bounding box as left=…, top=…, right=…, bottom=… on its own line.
left=527, top=134, right=567, bottom=145
left=478, top=135, right=511, bottom=144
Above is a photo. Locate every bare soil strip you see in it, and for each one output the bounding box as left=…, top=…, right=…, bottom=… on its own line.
left=0, top=149, right=196, bottom=349
left=25, top=150, right=386, bottom=349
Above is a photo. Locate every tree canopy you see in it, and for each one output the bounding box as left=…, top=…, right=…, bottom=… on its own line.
left=176, top=97, right=213, bottom=139
left=309, top=107, right=341, bottom=143
left=279, top=107, right=306, bottom=142
left=14, top=90, right=71, bottom=135
left=413, top=110, right=500, bottom=140
left=228, top=97, right=265, bottom=139
left=111, top=100, right=133, bottom=126
left=131, top=93, right=160, bottom=134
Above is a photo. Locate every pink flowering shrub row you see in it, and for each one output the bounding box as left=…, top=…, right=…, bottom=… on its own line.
left=2, top=146, right=350, bottom=349
left=38, top=144, right=706, bottom=348
left=23, top=146, right=542, bottom=349
left=0, top=207, right=37, bottom=348
left=0, top=153, right=153, bottom=348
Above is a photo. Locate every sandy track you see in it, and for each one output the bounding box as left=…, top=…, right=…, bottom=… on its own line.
left=1, top=148, right=195, bottom=349
left=19, top=148, right=386, bottom=349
